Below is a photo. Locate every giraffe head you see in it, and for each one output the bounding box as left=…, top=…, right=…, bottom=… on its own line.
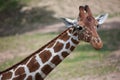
left=62, top=5, right=108, bottom=50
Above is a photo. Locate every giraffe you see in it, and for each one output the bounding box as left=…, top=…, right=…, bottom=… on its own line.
left=0, top=5, right=108, bottom=80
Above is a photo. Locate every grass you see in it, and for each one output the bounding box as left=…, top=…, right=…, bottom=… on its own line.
left=0, top=29, right=120, bottom=80
left=0, top=56, right=25, bottom=71
left=0, top=33, right=56, bottom=52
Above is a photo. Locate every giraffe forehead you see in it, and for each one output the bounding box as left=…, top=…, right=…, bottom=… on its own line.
left=71, top=18, right=96, bottom=30
left=80, top=17, right=97, bottom=26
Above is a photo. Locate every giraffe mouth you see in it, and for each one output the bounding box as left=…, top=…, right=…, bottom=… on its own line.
left=90, top=37, right=103, bottom=50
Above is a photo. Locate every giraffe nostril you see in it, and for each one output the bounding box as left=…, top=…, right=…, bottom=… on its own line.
left=97, top=38, right=101, bottom=43
left=96, top=38, right=100, bottom=43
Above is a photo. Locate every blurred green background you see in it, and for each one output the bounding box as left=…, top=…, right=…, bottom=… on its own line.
left=0, top=0, right=120, bottom=80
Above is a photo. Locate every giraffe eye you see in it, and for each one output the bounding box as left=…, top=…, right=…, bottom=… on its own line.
left=97, top=25, right=100, bottom=28
left=77, top=26, right=83, bottom=30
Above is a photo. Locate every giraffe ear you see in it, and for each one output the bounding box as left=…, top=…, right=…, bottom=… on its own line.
left=95, top=13, right=108, bottom=24
left=61, top=18, right=77, bottom=28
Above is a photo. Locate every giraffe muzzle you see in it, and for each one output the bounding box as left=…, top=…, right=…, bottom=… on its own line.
left=90, top=37, right=103, bottom=50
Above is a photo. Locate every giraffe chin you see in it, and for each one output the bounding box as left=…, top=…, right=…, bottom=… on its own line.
left=90, top=41, right=103, bottom=50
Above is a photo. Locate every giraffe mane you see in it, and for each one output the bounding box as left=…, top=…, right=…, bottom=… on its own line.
left=0, top=28, right=71, bottom=74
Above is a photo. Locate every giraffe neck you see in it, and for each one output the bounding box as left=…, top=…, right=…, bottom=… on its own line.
left=0, top=27, right=80, bottom=80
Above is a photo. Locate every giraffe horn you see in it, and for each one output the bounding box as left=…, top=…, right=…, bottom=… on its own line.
left=84, top=5, right=92, bottom=16
left=79, top=6, right=85, bottom=19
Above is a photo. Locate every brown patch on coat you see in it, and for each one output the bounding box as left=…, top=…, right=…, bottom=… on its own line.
left=35, top=73, right=43, bottom=80
left=26, top=76, right=32, bottom=80
left=27, top=56, right=40, bottom=72
left=21, top=59, right=28, bottom=65
left=41, top=65, right=53, bottom=75
left=62, top=51, right=69, bottom=58
left=53, top=42, right=64, bottom=53
left=51, top=55, right=62, bottom=65
left=66, top=42, right=70, bottom=49
left=13, top=74, right=26, bottom=80
left=71, top=38, right=79, bottom=44
left=1, top=71, right=12, bottom=80
left=73, top=32, right=78, bottom=36
left=15, top=67, right=25, bottom=75
left=47, top=41, right=55, bottom=48
left=70, top=46, right=75, bottom=51
left=39, top=50, right=52, bottom=63
left=59, top=32, right=70, bottom=41
left=69, top=28, right=73, bottom=33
